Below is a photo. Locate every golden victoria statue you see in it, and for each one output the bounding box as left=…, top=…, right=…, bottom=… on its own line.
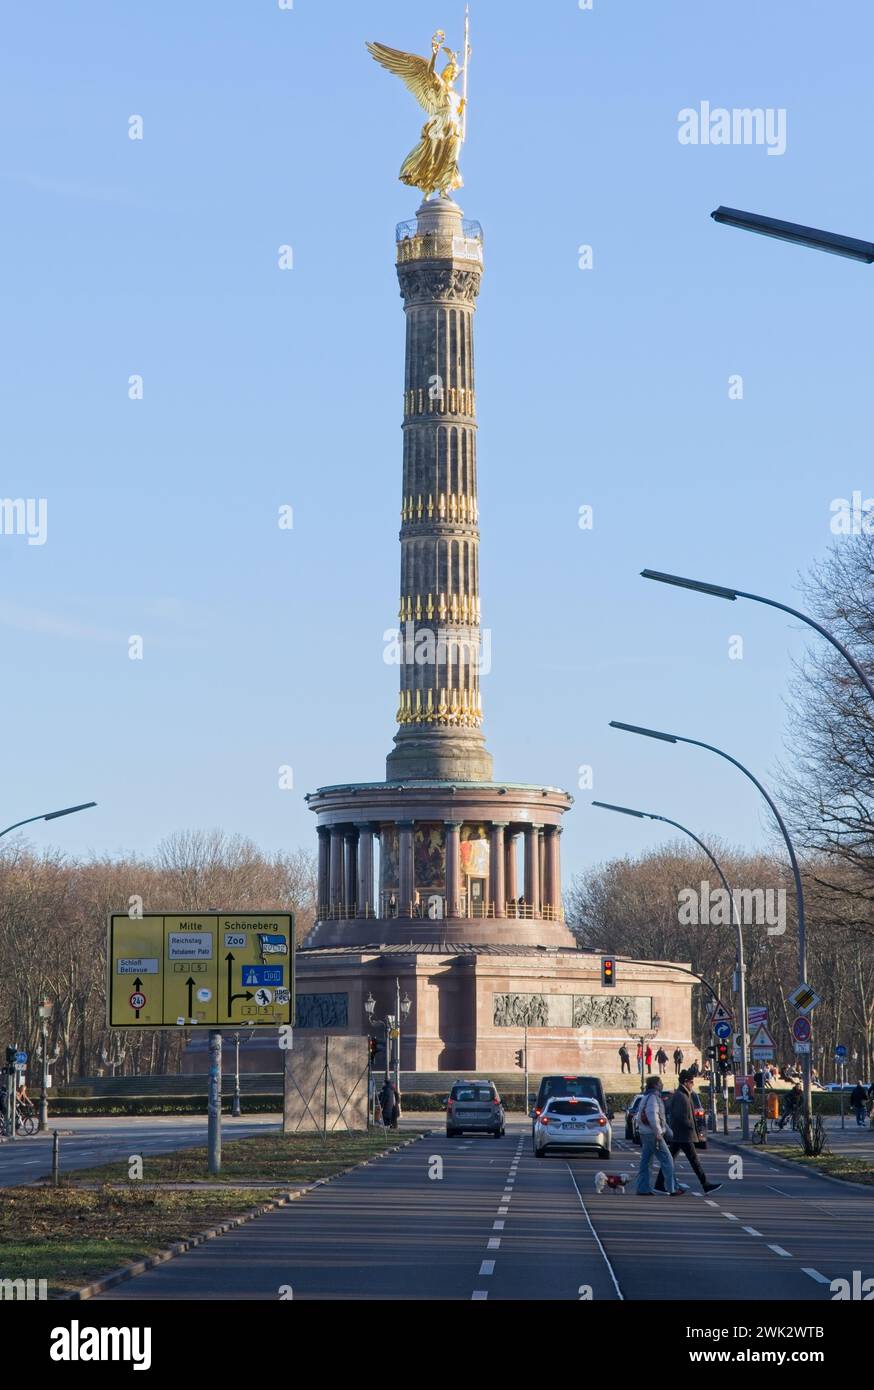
left=366, top=18, right=471, bottom=199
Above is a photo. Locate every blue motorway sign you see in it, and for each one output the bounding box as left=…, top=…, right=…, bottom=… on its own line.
left=241, top=965, right=284, bottom=988
left=714, top=1021, right=732, bottom=1040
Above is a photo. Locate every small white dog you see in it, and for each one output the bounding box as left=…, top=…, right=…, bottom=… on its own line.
left=594, top=1170, right=629, bottom=1194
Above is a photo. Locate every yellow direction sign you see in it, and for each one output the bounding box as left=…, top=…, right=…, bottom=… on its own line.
left=107, top=912, right=294, bottom=1028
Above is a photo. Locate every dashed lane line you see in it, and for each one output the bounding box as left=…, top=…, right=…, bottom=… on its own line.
left=802, top=1268, right=831, bottom=1285
left=742, top=1227, right=763, bottom=1237
left=479, top=1261, right=495, bottom=1276
left=487, top=1237, right=501, bottom=1250
left=768, top=1245, right=793, bottom=1258
left=493, top=1220, right=504, bottom=1230
left=566, top=1163, right=624, bottom=1301
left=471, top=1290, right=488, bottom=1300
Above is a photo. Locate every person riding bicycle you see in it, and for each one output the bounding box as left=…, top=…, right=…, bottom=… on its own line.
left=777, top=1082, right=803, bottom=1130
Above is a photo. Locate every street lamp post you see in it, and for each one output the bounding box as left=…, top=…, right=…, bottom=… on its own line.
left=593, top=800, right=751, bottom=1140
left=609, top=720, right=810, bottom=1124
left=0, top=802, right=97, bottom=843
left=711, top=206, right=874, bottom=264
left=640, top=569, right=874, bottom=703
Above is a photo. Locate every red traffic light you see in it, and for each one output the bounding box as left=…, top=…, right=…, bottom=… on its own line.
left=601, top=956, right=616, bottom=988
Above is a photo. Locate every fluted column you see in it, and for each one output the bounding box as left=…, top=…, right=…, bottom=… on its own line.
left=445, top=821, right=461, bottom=918
left=329, top=827, right=344, bottom=914
left=489, top=823, right=507, bottom=918
left=505, top=830, right=518, bottom=904
left=356, top=824, right=374, bottom=918
left=344, top=830, right=358, bottom=913
left=543, top=825, right=562, bottom=919
left=317, top=827, right=330, bottom=917
left=523, top=824, right=541, bottom=916
left=387, top=197, right=493, bottom=783
left=398, top=821, right=415, bottom=915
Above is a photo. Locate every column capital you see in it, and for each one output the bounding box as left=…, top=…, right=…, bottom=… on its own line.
left=316, top=825, right=331, bottom=839
left=490, top=821, right=509, bottom=830
left=444, top=820, right=463, bottom=830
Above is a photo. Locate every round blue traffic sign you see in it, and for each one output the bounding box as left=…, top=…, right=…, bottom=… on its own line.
left=714, top=1021, right=732, bottom=1040
left=835, top=1044, right=847, bottom=1059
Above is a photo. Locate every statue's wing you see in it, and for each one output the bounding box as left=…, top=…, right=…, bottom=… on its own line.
left=366, top=42, right=442, bottom=116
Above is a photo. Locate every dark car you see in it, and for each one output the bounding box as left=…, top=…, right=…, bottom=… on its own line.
left=445, top=1080, right=505, bottom=1138
left=532, top=1075, right=613, bottom=1130
left=626, top=1087, right=707, bottom=1148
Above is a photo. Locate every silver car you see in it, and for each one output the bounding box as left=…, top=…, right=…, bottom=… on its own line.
left=533, top=1096, right=612, bottom=1158
left=446, top=1080, right=505, bottom=1137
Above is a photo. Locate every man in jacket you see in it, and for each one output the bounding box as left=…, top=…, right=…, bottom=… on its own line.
left=379, top=1077, right=400, bottom=1129
left=850, top=1081, right=868, bottom=1127
left=635, top=1076, right=683, bottom=1196
left=618, top=1045, right=631, bottom=1074
left=655, top=1047, right=669, bottom=1075
left=672, top=1047, right=684, bottom=1075
left=654, top=1072, right=722, bottom=1194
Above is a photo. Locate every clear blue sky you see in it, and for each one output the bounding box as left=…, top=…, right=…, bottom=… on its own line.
left=2, top=1, right=871, bottom=879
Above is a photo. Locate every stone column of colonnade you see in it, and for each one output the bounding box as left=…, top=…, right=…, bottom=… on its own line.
left=317, top=827, right=330, bottom=917
left=489, top=823, right=506, bottom=917
left=543, top=826, right=563, bottom=920
left=356, top=823, right=378, bottom=918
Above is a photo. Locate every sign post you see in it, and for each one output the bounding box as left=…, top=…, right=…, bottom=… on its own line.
left=107, top=912, right=295, bottom=1177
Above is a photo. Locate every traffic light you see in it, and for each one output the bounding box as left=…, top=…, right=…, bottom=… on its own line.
left=706, top=1044, right=717, bottom=1062
left=368, top=1037, right=378, bottom=1062
left=601, top=956, right=616, bottom=989
left=716, top=1040, right=729, bottom=1069
left=514, top=1049, right=524, bottom=1069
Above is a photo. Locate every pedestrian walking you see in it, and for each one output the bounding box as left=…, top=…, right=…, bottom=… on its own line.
left=636, top=1042, right=643, bottom=1075
left=672, top=1047, right=683, bottom=1075
left=850, top=1081, right=868, bottom=1128
left=654, top=1072, right=722, bottom=1195
left=655, top=1047, right=668, bottom=1075
left=618, top=1045, right=631, bottom=1074
left=635, top=1076, right=684, bottom=1197
left=379, top=1077, right=400, bottom=1130
left=644, top=1043, right=653, bottom=1071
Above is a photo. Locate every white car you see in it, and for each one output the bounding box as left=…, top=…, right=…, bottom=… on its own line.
left=533, top=1096, right=612, bottom=1158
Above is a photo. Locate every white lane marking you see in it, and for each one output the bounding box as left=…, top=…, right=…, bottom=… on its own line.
left=802, top=1268, right=830, bottom=1284
left=498, top=1206, right=509, bottom=1214
left=722, top=1213, right=739, bottom=1222
left=493, top=1220, right=505, bottom=1230
left=479, top=1260, right=495, bottom=1276
left=767, top=1185, right=793, bottom=1198
left=768, top=1245, right=793, bottom=1258
left=690, top=1190, right=702, bottom=1197
left=565, top=1163, right=624, bottom=1302
left=471, top=1290, right=488, bottom=1300
left=742, top=1227, right=763, bottom=1237
left=487, top=1237, right=501, bottom=1250
left=705, top=1200, right=719, bottom=1207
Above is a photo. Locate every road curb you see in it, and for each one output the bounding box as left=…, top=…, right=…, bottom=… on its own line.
left=66, top=1132, right=427, bottom=1300
left=707, top=1132, right=874, bottom=1193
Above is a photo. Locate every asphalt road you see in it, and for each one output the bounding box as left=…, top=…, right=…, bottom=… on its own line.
left=0, top=1114, right=282, bottom=1187
left=95, top=1118, right=874, bottom=1301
